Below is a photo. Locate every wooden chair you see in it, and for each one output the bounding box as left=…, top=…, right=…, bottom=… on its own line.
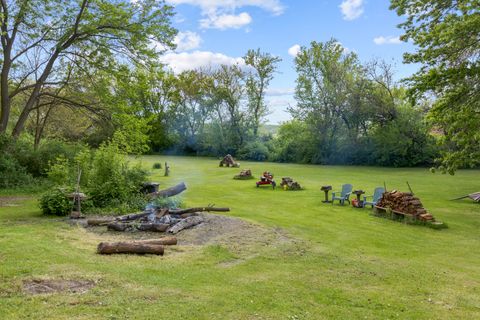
left=363, top=187, right=385, bottom=208
left=331, top=184, right=353, bottom=205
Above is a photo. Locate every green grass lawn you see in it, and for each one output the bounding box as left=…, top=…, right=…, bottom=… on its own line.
left=1, top=156, right=479, bottom=319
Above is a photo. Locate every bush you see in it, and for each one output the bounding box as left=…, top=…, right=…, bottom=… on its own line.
left=0, top=135, right=34, bottom=188
left=152, top=162, right=162, bottom=169
left=238, top=141, right=270, bottom=161
left=39, top=188, right=72, bottom=216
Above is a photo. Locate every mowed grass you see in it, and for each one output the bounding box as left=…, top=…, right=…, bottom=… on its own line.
left=1, top=155, right=479, bottom=319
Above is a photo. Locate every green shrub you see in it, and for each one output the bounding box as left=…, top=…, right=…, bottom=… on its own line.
left=83, top=142, right=148, bottom=210
left=47, top=156, right=73, bottom=186
left=152, top=162, right=162, bottom=169
left=238, top=141, right=269, bottom=161
left=39, top=188, right=72, bottom=216
left=0, top=135, right=34, bottom=188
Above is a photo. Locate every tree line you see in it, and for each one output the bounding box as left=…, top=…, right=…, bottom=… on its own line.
left=0, top=0, right=478, bottom=179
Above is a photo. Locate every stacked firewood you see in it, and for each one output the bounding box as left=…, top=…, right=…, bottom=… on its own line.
left=280, top=177, right=302, bottom=191
left=376, top=190, right=434, bottom=221
left=219, top=154, right=240, bottom=167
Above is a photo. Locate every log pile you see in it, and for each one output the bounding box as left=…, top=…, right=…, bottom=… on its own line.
left=234, top=169, right=253, bottom=180
left=280, top=177, right=302, bottom=191
left=88, top=206, right=230, bottom=233
left=219, top=154, right=240, bottom=167
left=376, top=190, right=434, bottom=222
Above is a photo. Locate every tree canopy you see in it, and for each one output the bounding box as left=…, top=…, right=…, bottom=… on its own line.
left=390, top=0, right=480, bottom=173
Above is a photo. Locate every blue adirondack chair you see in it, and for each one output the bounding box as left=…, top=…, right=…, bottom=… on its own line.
left=331, top=184, right=353, bottom=205
left=363, top=187, right=385, bottom=208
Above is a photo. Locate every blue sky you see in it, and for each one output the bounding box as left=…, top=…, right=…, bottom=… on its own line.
left=162, top=0, right=417, bottom=124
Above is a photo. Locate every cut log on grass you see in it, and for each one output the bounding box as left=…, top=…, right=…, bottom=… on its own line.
left=168, top=216, right=204, bottom=234
left=170, top=207, right=230, bottom=215
left=150, top=182, right=187, bottom=198
left=137, top=223, right=169, bottom=232
left=97, top=242, right=164, bottom=255
left=87, top=218, right=115, bottom=226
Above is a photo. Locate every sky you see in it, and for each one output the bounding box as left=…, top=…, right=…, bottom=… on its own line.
left=161, top=0, right=418, bottom=124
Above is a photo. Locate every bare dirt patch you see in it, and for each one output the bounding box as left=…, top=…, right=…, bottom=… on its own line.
left=78, top=213, right=293, bottom=246
left=75, top=213, right=299, bottom=262
left=23, top=279, right=95, bottom=295
left=0, top=196, right=32, bottom=207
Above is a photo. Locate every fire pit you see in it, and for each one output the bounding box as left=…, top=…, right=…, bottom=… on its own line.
left=320, top=186, right=332, bottom=203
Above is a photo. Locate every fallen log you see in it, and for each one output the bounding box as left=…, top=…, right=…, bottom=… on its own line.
left=87, top=218, right=114, bottom=226
left=180, top=212, right=198, bottom=219
left=137, top=223, right=169, bottom=232
left=168, top=216, right=204, bottom=234
left=107, top=222, right=132, bottom=232
left=116, top=212, right=149, bottom=222
left=150, top=182, right=187, bottom=198
left=170, top=207, right=230, bottom=215
left=97, top=242, right=164, bottom=255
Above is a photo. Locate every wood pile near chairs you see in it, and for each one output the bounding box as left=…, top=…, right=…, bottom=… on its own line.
left=376, top=190, right=434, bottom=221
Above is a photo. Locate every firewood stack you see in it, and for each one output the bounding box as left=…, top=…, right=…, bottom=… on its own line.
left=280, top=177, right=302, bottom=191
left=376, top=190, right=434, bottom=222
left=219, top=154, right=240, bottom=167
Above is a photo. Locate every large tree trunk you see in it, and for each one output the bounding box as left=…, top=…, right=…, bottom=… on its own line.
left=97, top=242, right=165, bottom=255
left=0, top=50, right=12, bottom=134
left=150, top=182, right=187, bottom=198
left=12, top=51, right=60, bottom=138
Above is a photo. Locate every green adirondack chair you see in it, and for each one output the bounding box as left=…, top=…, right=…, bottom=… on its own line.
left=331, top=184, right=353, bottom=205
left=363, top=187, right=385, bottom=208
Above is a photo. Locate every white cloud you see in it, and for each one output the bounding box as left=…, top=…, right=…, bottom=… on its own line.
left=200, top=12, right=252, bottom=30
left=288, top=44, right=301, bottom=57
left=159, top=50, right=245, bottom=73
left=373, top=36, right=402, bottom=45
left=339, top=0, right=364, bottom=21
left=166, top=0, right=284, bottom=29
left=174, top=31, right=202, bottom=51
left=166, top=0, right=284, bottom=15
left=265, top=87, right=295, bottom=96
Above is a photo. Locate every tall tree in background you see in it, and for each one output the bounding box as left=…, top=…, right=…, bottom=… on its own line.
left=244, top=49, right=281, bottom=137
left=292, top=39, right=361, bottom=163
left=390, top=0, right=480, bottom=173
left=173, top=70, right=213, bottom=151
left=211, top=64, right=248, bottom=151
left=0, top=0, right=176, bottom=137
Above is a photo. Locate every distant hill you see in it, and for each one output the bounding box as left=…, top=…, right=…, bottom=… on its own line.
left=260, top=124, right=279, bottom=136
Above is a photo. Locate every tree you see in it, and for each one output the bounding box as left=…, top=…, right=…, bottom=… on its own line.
left=243, top=49, right=281, bottom=137
left=0, top=0, right=176, bottom=137
left=211, top=64, right=248, bottom=152
left=390, top=0, right=480, bottom=173
left=173, top=69, right=213, bottom=152
left=291, top=39, right=362, bottom=163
